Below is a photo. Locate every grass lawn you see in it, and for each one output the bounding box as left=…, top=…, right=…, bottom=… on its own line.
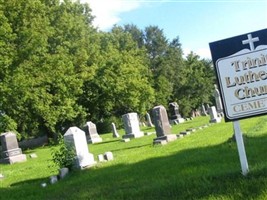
left=1, top=115, right=267, bottom=199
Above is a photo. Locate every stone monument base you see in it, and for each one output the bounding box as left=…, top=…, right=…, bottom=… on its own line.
left=86, top=136, right=103, bottom=144
left=0, top=154, right=27, bottom=164
left=75, top=153, right=96, bottom=169
left=153, top=134, right=177, bottom=144
left=171, top=118, right=185, bottom=124
left=122, top=132, right=144, bottom=139
left=209, top=117, right=221, bottom=123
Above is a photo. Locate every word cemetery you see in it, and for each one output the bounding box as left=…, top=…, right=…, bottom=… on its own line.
left=210, top=28, right=267, bottom=121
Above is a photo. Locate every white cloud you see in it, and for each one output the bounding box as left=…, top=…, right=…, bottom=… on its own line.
left=183, top=47, right=211, bottom=59
left=195, top=48, right=211, bottom=59
left=80, top=0, right=142, bottom=30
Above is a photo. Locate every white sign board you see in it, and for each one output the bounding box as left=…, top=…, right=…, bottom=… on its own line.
left=210, top=29, right=267, bottom=121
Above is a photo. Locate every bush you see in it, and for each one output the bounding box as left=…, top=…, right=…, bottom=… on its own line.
left=96, top=116, right=123, bottom=134
left=50, top=135, right=76, bottom=171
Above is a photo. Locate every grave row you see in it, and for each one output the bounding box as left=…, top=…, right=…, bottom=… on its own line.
left=0, top=103, right=222, bottom=167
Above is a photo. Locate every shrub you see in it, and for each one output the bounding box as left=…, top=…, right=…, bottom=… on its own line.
left=50, top=135, right=76, bottom=171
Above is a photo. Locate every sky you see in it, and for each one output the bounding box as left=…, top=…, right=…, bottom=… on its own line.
left=80, top=0, right=267, bottom=59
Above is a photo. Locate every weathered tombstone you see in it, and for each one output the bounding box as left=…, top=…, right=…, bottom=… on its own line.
left=201, top=104, right=208, bottom=116
left=122, top=138, right=130, bottom=142
left=145, top=112, right=154, bottom=127
left=64, top=127, right=96, bottom=169
left=190, top=110, right=196, bottom=118
left=97, top=154, right=105, bottom=162
left=152, top=105, right=177, bottom=144
left=84, top=121, right=102, bottom=144
left=111, top=123, right=120, bottom=138
left=206, top=104, right=210, bottom=114
left=29, top=153, right=37, bottom=159
left=208, top=106, right=221, bottom=123
left=122, top=112, right=144, bottom=139
left=214, top=84, right=224, bottom=115
left=0, top=132, right=27, bottom=164
left=104, top=151, right=114, bottom=161
left=59, top=168, right=69, bottom=179
left=50, top=175, right=58, bottom=184
left=168, top=102, right=185, bottom=123
left=195, top=109, right=201, bottom=117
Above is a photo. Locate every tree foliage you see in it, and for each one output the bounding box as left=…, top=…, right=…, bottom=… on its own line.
left=0, top=0, right=215, bottom=138
left=175, top=52, right=215, bottom=116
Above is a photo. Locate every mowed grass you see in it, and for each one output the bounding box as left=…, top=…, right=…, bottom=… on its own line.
left=1, top=115, right=267, bottom=199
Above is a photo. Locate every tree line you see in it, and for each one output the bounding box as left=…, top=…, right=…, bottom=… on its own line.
left=0, top=0, right=215, bottom=139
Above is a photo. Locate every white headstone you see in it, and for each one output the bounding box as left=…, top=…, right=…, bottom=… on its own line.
left=208, top=106, right=221, bottom=123
left=64, top=127, right=96, bottom=169
left=104, top=151, right=114, bottom=161
left=214, top=85, right=223, bottom=114
left=146, top=112, right=154, bottom=127
left=97, top=154, right=105, bottom=162
left=50, top=175, right=58, bottom=184
left=59, top=168, right=69, bottom=179
left=111, top=123, right=120, bottom=138
left=201, top=104, right=208, bottom=116
left=122, top=113, right=144, bottom=139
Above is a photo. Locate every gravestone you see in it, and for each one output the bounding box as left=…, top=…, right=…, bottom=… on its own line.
left=208, top=106, right=221, bottom=123
left=152, top=105, right=177, bottom=144
left=214, top=84, right=224, bottom=115
left=0, top=132, right=27, bottom=164
left=206, top=104, right=210, bottom=114
left=104, top=151, right=114, bottom=161
left=111, top=123, right=120, bottom=138
left=145, top=112, right=154, bottom=127
left=84, top=121, right=102, bottom=144
left=59, top=168, right=69, bottom=179
left=122, top=112, right=144, bottom=139
left=168, top=102, right=185, bottom=123
left=201, top=104, right=208, bottom=116
left=190, top=110, right=196, bottom=118
left=64, top=127, right=95, bottom=169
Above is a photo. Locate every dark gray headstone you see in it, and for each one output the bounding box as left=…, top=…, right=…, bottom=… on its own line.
left=168, top=102, right=185, bottom=123
left=0, top=132, right=27, bottom=164
left=168, top=102, right=181, bottom=120
left=152, top=105, right=177, bottom=143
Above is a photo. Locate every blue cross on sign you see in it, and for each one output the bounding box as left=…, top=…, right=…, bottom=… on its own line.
left=209, top=28, right=267, bottom=122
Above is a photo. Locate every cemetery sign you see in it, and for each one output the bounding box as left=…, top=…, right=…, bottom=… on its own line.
left=209, top=29, right=267, bottom=121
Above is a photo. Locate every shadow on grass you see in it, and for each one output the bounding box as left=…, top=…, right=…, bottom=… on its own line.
left=1, top=134, right=267, bottom=200
left=92, top=139, right=121, bottom=145
left=110, top=143, right=152, bottom=153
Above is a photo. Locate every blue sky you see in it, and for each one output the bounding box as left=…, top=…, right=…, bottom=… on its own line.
left=83, top=0, right=267, bottom=59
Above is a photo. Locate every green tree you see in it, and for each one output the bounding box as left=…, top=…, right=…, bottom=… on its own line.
left=80, top=26, right=155, bottom=132
left=0, top=0, right=96, bottom=139
left=174, top=52, right=215, bottom=116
